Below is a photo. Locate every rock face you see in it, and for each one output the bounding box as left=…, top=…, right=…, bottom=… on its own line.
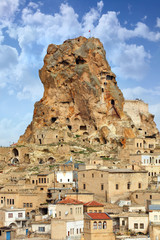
left=18, top=37, right=158, bottom=149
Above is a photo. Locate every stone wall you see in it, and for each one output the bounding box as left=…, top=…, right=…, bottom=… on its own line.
left=124, top=100, right=148, bottom=126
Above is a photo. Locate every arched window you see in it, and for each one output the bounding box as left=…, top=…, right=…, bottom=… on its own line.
left=98, top=221, right=102, bottom=229
left=103, top=221, right=107, bottom=229
left=93, top=221, right=97, bottom=229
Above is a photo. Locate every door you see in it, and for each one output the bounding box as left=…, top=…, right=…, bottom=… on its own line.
left=26, top=229, right=28, bottom=236
left=6, top=231, right=11, bottom=240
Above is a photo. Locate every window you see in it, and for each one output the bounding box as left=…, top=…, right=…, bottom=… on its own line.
left=138, top=183, right=141, bottom=189
left=68, top=179, right=70, bottom=182
left=101, top=184, right=104, bottom=190
left=7, top=199, right=9, bottom=205
left=137, top=143, right=138, bottom=147
left=77, top=229, right=78, bottom=234
left=8, top=213, right=13, bottom=218
left=103, top=221, right=107, bottom=229
left=23, top=203, right=26, bottom=207
left=116, top=184, right=119, bottom=190
left=93, top=221, right=97, bottom=229
left=136, top=194, right=138, bottom=199
left=127, top=182, right=130, bottom=190
left=60, top=179, right=62, bottom=182
left=83, top=184, right=86, bottom=190
left=101, top=174, right=103, bottom=178
left=98, top=221, right=102, bottom=229
left=154, top=215, right=158, bottom=220
left=40, top=188, right=44, bottom=190
left=150, top=195, right=152, bottom=199
left=83, top=174, right=85, bottom=178
left=99, top=210, right=102, bottom=213
left=39, top=178, right=40, bottom=183
left=134, top=223, right=138, bottom=229
left=30, top=203, right=33, bottom=208
left=59, top=211, right=61, bottom=217
left=70, top=208, right=73, bottom=214
left=44, top=178, right=46, bottom=183
left=18, top=213, right=23, bottom=218
left=92, top=173, right=94, bottom=178
left=122, top=220, right=125, bottom=226
left=140, top=223, right=144, bottom=229
left=32, top=180, right=34, bottom=184
left=27, top=203, right=29, bottom=207
left=38, top=227, right=45, bottom=232
left=89, top=210, right=92, bottom=213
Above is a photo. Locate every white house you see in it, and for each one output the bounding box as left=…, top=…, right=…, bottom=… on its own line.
left=56, top=171, right=74, bottom=184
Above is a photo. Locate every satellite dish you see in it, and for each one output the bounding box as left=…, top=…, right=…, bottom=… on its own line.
left=65, top=211, right=68, bottom=215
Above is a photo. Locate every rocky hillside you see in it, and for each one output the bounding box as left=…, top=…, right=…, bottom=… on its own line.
left=18, top=36, right=158, bottom=152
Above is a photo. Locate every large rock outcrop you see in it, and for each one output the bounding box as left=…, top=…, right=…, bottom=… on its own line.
left=18, top=37, right=158, bottom=149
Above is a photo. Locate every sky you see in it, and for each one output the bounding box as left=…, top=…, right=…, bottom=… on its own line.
left=0, top=0, right=160, bottom=146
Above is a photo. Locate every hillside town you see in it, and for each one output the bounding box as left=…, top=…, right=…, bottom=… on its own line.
left=0, top=37, right=160, bottom=240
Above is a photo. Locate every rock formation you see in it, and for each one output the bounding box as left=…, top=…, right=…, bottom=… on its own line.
left=18, top=36, right=158, bottom=151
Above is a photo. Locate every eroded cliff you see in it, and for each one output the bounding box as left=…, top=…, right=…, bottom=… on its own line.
left=18, top=37, right=158, bottom=152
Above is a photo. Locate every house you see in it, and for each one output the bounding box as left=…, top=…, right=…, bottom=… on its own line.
left=149, top=204, right=160, bottom=223
left=78, top=169, right=148, bottom=203
left=0, top=208, right=29, bottom=237
left=31, top=220, right=51, bottom=238
left=83, top=212, right=115, bottom=240
left=111, top=212, right=149, bottom=234
left=130, top=153, right=160, bottom=177
left=51, top=198, right=84, bottom=239
left=83, top=201, right=104, bottom=213
left=0, top=227, right=16, bottom=240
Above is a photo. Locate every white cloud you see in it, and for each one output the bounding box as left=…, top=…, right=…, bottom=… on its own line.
left=0, top=113, right=32, bottom=146
left=156, top=17, right=160, bottom=28
left=0, top=0, right=19, bottom=21
left=122, top=86, right=160, bottom=100
left=149, top=103, right=160, bottom=130
left=97, top=1, right=104, bottom=12
left=2, top=1, right=160, bottom=101
left=111, top=43, right=151, bottom=80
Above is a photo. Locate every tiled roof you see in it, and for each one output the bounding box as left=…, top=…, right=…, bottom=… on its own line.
left=57, top=198, right=83, bottom=205
left=84, top=201, right=104, bottom=207
left=86, top=212, right=111, bottom=220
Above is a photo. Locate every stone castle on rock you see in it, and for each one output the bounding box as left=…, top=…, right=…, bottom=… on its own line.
left=0, top=36, right=159, bottom=164
left=18, top=37, right=158, bottom=147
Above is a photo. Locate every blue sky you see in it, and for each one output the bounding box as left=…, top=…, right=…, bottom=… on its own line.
left=0, top=0, right=160, bottom=146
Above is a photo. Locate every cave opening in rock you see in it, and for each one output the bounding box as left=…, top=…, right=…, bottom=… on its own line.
left=68, top=125, right=72, bottom=131
left=51, top=117, right=58, bottom=123
left=106, top=75, right=113, bottom=80
left=111, top=99, right=115, bottom=105
left=80, top=125, right=87, bottom=130
left=12, top=148, right=19, bottom=157
left=76, top=56, right=86, bottom=64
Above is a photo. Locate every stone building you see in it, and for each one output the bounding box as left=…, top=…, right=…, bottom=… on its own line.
left=78, top=169, right=148, bottom=203
left=130, top=152, right=160, bottom=177
left=83, top=212, right=115, bottom=240
left=51, top=198, right=84, bottom=239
